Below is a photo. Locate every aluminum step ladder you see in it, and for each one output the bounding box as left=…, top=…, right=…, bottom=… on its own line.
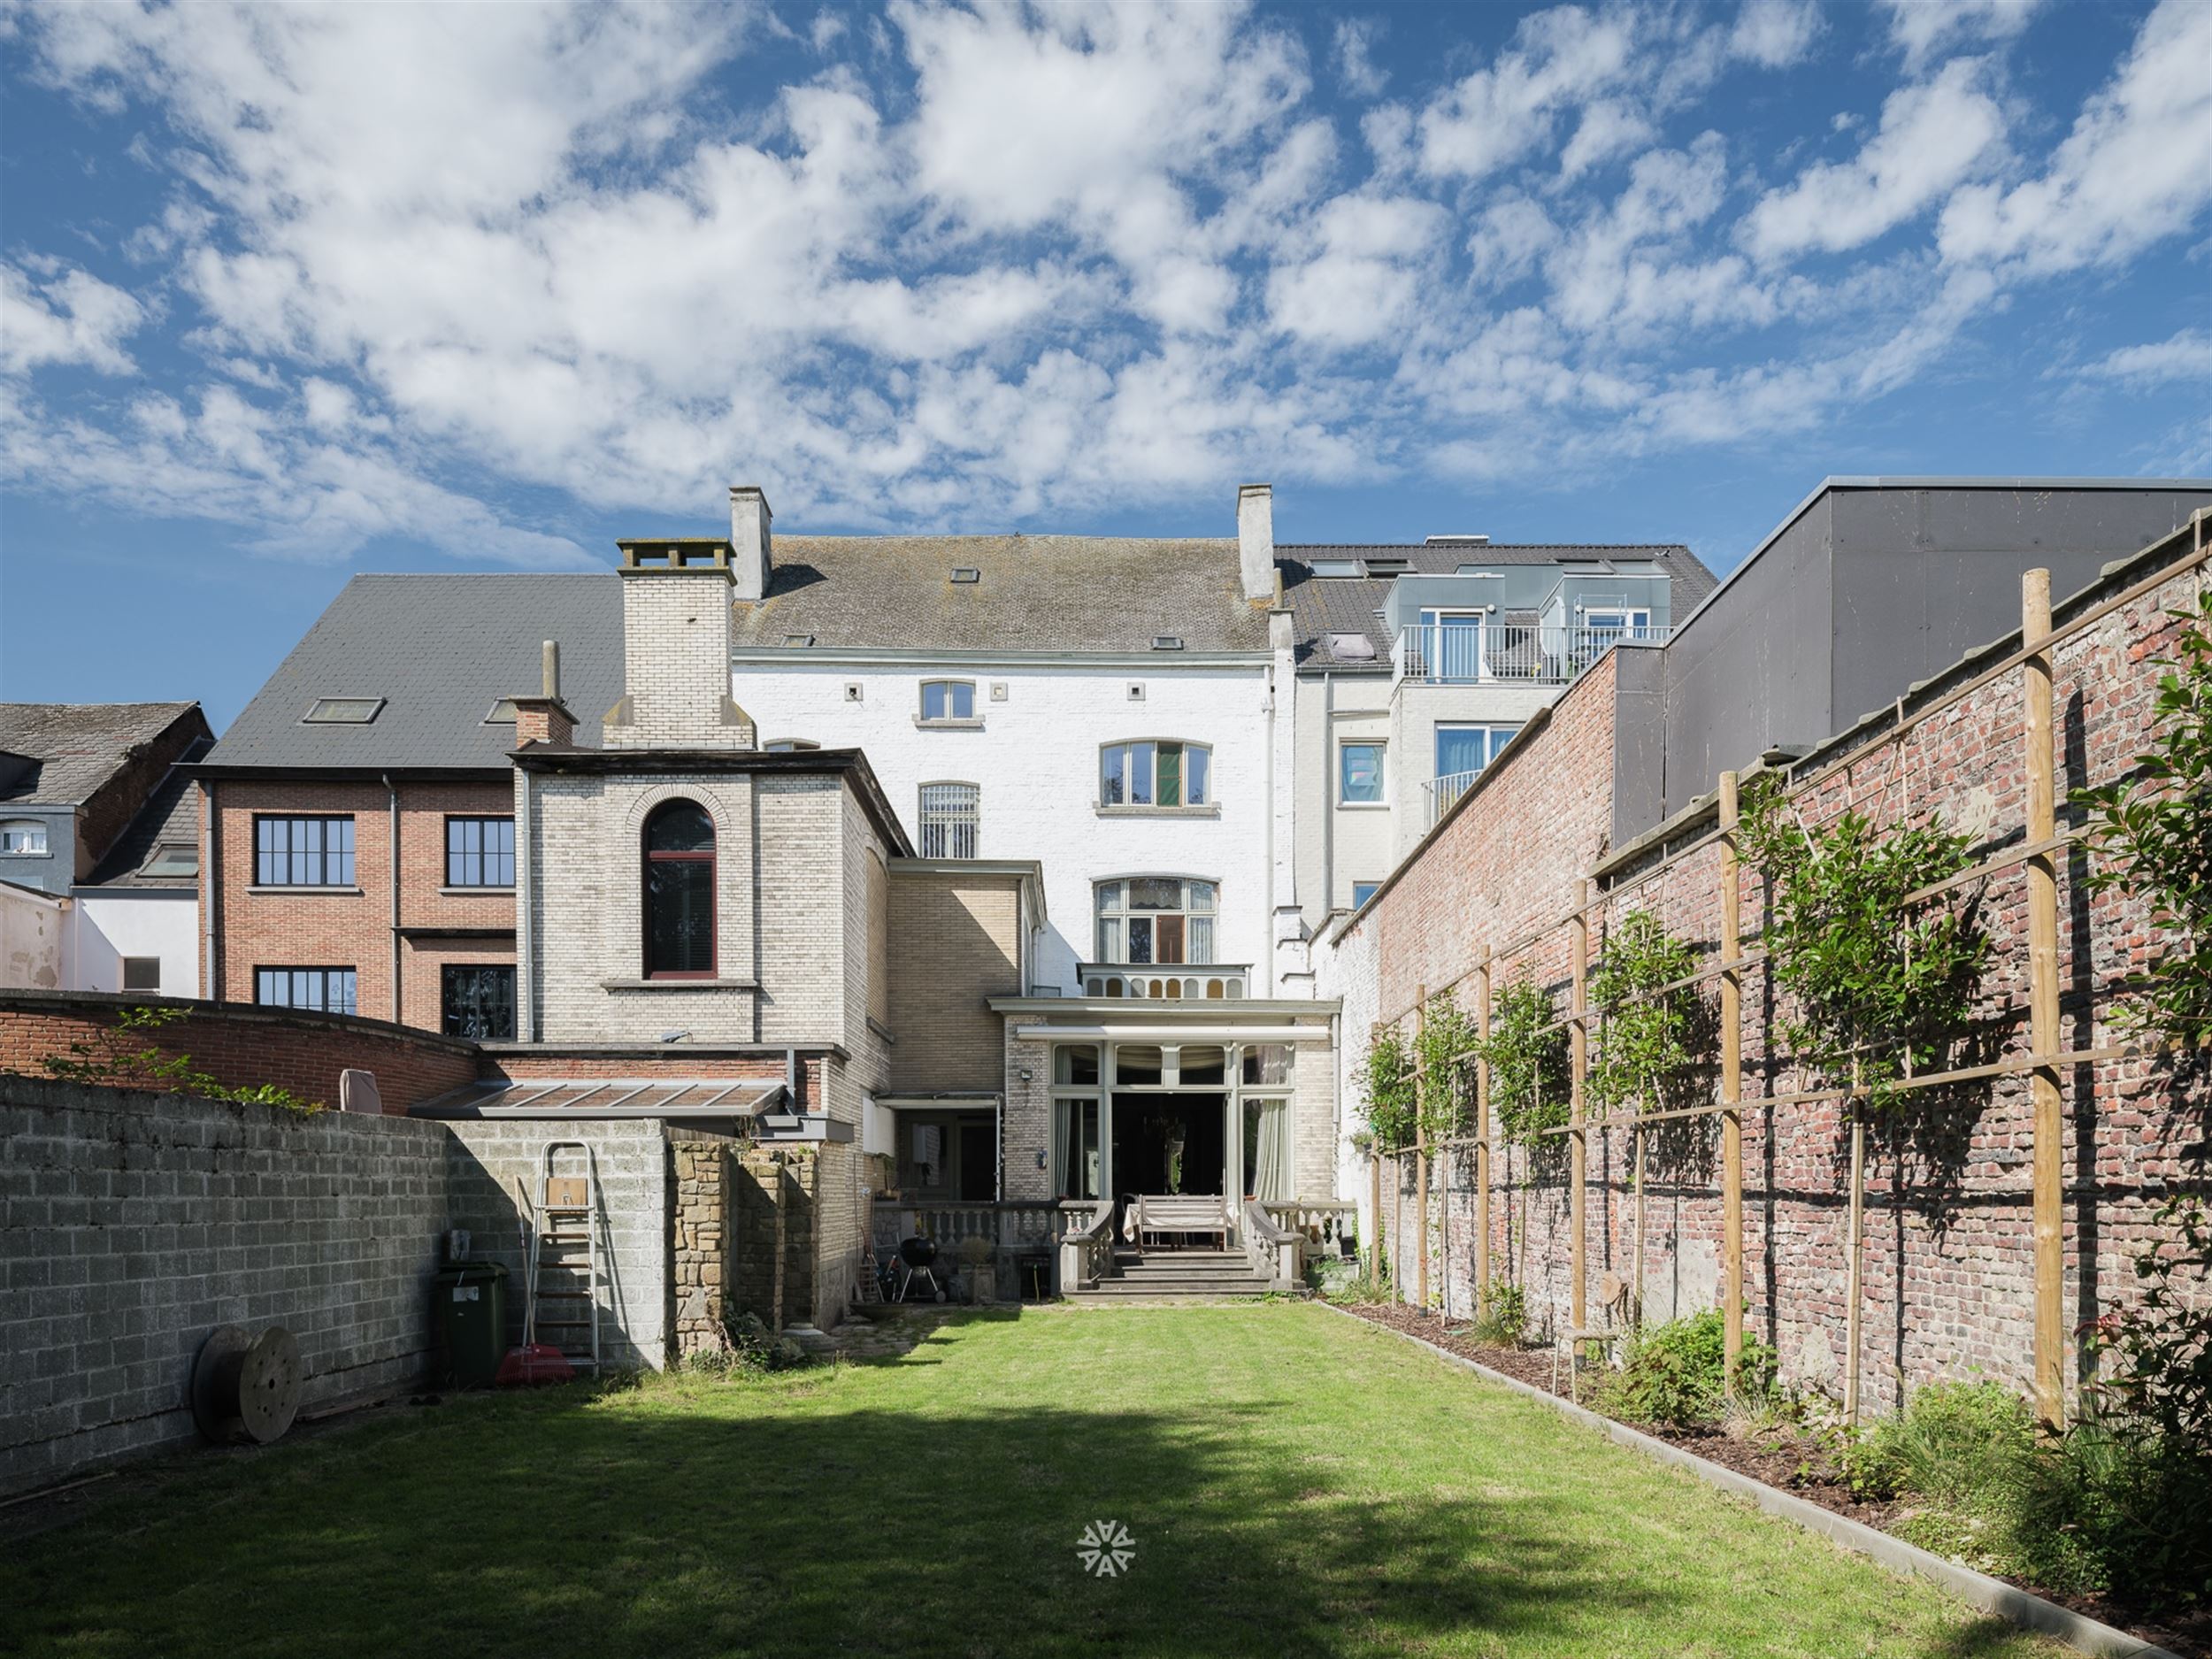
left=533, top=1141, right=605, bottom=1373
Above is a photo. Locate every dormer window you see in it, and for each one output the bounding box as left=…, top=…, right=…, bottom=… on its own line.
left=1363, top=557, right=1410, bottom=576
left=1308, top=559, right=1361, bottom=578
left=919, top=680, right=977, bottom=724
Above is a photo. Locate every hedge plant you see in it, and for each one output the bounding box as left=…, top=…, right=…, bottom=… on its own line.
left=1356, top=1023, right=1417, bottom=1152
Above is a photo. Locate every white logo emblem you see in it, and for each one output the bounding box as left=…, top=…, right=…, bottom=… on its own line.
left=1076, top=1518, right=1137, bottom=1577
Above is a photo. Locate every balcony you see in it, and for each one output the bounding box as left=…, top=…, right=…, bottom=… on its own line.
left=1422, top=768, right=1484, bottom=829
left=1079, top=963, right=1253, bottom=1000
left=1394, top=621, right=1671, bottom=686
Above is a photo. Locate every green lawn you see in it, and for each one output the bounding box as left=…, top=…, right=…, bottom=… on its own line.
left=5, top=1304, right=2058, bottom=1658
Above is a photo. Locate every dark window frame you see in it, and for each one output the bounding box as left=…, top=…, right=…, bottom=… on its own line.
left=444, top=815, right=516, bottom=888
left=253, top=815, right=357, bottom=887
left=253, top=966, right=358, bottom=1015
left=642, top=800, right=717, bottom=980
left=441, top=964, right=517, bottom=1040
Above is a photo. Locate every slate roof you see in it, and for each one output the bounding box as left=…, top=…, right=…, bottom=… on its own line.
left=204, top=575, right=624, bottom=772
left=1281, top=543, right=1719, bottom=671
left=731, top=534, right=1271, bottom=653
left=83, top=736, right=211, bottom=889
left=0, top=703, right=203, bottom=805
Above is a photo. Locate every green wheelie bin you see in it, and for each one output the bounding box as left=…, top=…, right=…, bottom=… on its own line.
left=434, top=1260, right=509, bottom=1388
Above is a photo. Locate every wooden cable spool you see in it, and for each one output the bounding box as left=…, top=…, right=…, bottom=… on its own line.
left=189, top=1325, right=303, bottom=1446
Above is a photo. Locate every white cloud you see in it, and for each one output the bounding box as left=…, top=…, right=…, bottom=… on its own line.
left=2071, top=327, right=2212, bottom=390
left=0, top=260, right=148, bottom=375
left=1939, top=0, right=2212, bottom=273
left=1265, top=191, right=1448, bottom=348
left=1744, top=58, right=2006, bottom=260
left=1332, top=17, right=1387, bottom=98
left=1731, top=0, right=1824, bottom=68
left=1877, top=0, right=2042, bottom=67
left=1416, top=5, right=1636, bottom=180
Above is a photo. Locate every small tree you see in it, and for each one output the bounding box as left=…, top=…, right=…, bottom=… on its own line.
left=1588, top=910, right=1705, bottom=1118
left=1356, top=1023, right=1417, bottom=1153
left=1413, top=989, right=1479, bottom=1142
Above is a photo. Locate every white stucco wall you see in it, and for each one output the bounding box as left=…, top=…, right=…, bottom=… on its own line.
left=68, top=891, right=201, bottom=997
left=1389, top=680, right=1562, bottom=858
left=729, top=658, right=1275, bottom=995
left=1, top=883, right=67, bottom=990
left=1312, top=908, right=1381, bottom=1240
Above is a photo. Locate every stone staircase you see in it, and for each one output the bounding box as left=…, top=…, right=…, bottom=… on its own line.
left=1064, top=1248, right=1276, bottom=1302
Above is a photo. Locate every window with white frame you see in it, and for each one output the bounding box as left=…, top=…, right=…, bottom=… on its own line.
left=1094, top=877, right=1216, bottom=964
left=1100, top=740, right=1210, bottom=807
left=919, top=680, right=976, bottom=723
left=1416, top=607, right=1485, bottom=680
left=0, top=819, right=49, bottom=856
left=1582, top=607, right=1653, bottom=646
left=1433, top=723, right=1521, bottom=782
left=1339, top=741, right=1385, bottom=805
left=918, top=781, right=979, bottom=859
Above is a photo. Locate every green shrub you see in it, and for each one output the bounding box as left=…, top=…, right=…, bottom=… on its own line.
left=1597, top=1310, right=1777, bottom=1427
left=1839, top=1379, right=2035, bottom=1508
left=1465, top=1280, right=1527, bottom=1347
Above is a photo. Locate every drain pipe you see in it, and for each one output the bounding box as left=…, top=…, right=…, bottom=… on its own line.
left=384, top=773, right=401, bottom=1025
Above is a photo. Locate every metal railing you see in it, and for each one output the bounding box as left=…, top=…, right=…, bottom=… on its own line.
left=918, top=783, right=979, bottom=858
left=1078, top=963, right=1251, bottom=1000
left=1422, top=769, right=1484, bottom=828
left=1394, top=621, right=1671, bottom=685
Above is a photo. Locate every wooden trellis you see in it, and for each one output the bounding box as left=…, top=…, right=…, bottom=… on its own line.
left=1364, top=526, right=2211, bottom=1428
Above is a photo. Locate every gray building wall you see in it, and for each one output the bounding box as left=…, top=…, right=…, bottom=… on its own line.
left=1621, top=480, right=2212, bottom=842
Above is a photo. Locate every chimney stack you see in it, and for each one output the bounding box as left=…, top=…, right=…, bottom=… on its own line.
left=1237, top=483, right=1275, bottom=603
left=731, top=485, right=772, bottom=603
left=541, top=639, right=561, bottom=699
left=512, top=638, right=574, bottom=747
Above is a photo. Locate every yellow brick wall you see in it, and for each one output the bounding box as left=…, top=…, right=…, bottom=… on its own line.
left=887, top=870, right=1022, bottom=1094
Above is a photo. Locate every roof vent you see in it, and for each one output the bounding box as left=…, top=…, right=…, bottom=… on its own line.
left=1326, top=632, right=1377, bottom=661
left=782, top=634, right=815, bottom=648
left=303, top=697, right=384, bottom=725
left=951, top=567, right=980, bottom=584
left=1152, top=635, right=1185, bottom=650
left=1425, top=534, right=1489, bottom=545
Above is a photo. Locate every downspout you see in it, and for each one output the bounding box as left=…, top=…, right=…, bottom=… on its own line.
left=384, top=773, right=402, bottom=1025
left=202, top=781, right=219, bottom=1000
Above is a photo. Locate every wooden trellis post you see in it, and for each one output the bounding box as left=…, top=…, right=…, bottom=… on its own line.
left=1416, top=983, right=1430, bottom=1311
left=1571, top=878, right=1591, bottom=1333
left=1368, top=1018, right=1384, bottom=1289
left=1474, top=949, right=1493, bottom=1324
left=2024, top=568, right=2065, bottom=1429
left=1845, top=1062, right=1865, bottom=1425
left=1718, top=772, right=1746, bottom=1400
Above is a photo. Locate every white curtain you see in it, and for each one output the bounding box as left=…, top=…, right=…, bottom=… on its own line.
left=1253, top=1100, right=1293, bottom=1202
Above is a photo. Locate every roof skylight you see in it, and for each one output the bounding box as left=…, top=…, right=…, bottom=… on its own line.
left=303, top=697, right=385, bottom=724
left=950, top=567, right=981, bottom=584
left=1308, top=559, right=1361, bottom=578
left=141, top=843, right=199, bottom=878
left=484, top=699, right=518, bottom=724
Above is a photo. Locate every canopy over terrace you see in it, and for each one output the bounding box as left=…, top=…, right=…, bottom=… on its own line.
left=411, top=1076, right=849, bottom=1141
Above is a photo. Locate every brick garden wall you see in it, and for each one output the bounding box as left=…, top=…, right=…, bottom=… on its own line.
left=0, top=988, right=480, bottom=1110
left=1343, top=530, right=2209, bottom=1414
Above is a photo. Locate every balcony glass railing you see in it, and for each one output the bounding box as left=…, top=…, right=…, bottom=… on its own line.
left=1394, top=621, right=1671, bottom=685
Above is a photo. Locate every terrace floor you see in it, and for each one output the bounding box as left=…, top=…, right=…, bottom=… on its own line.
left=4, top=1303, right=2062, bottom=1658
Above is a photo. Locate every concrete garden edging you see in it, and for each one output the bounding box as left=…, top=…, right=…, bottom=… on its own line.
left=1317, top=1302, right=2182, bottom=1659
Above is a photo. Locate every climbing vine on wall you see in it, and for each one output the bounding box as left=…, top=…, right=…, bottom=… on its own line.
left=1414, top=990, right=1479, bottom=1141
left=2077, top=595, right=2212, bottom=1053
left=1480, top=978, right=1571, bottom=1148
left=1738, top=774, right=1988, bottom=1109
left=1589, top=910, right=1707, bottom=1117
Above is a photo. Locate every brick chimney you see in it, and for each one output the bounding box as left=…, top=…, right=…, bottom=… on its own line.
left=731, top=485, right=772, bottom=603
left=511, top=639, right=574, bottom=747
left=1238, top=482, right=1275, bottom=603
left=603, top=541, right=756, bottom=750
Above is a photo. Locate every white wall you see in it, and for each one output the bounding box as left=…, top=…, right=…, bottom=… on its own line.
left=69, top=891, right=200, bottom=997
left=1, top=883, right=66, bottom=989
left=730, top=659, right=1274, bottom=994
left=1389, top=681, right=1561, bottom=857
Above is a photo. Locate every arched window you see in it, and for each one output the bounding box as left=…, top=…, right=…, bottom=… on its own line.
left=643, top=800, right=716, bottom=979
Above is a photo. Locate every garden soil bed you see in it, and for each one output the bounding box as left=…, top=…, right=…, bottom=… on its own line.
left=1341, top=1302, right=2207, bottom=1659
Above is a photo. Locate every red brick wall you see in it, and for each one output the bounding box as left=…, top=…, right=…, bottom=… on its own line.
left=1354, top=534, right=2208, bottom=1412
left=209, top=776, right=515, bottom=1033
left=0, top=989, right=480, bottom=1111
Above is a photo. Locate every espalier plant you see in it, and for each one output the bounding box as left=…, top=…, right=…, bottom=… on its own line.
left=1413, top=989, right=1479, bottom=1141
left=1480, top=977, right=1571, bottom=1148
left=1739, top=774, right=1987, bottom=1110
left=2076, top=595, right=2212, bottom=1053
left=1589, top=910, right=1705, bottom=1117
left=1356, top=1023, right=1417, bottom=1152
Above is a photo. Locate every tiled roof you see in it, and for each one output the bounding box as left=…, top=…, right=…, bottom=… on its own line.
left=82, top=736, right=211, bottom=888
left=204, top=575, right=624, bottom=772
left=732, top=534, right=1271, bottom=654
left=1281, top=543, right=1719, bottom=670
left=0, top=703, right=203, bottom=805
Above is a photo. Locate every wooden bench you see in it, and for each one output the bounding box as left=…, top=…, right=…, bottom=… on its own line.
left=1126, top=1194, right=1233, bottom=1251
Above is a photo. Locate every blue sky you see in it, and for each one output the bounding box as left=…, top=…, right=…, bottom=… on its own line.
left=3, top=0, right=2207, bottom=728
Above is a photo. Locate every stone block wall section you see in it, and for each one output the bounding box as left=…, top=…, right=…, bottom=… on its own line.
left=1342, top=525, right=2211, bottom=1414
left=1, top=1075, right=694, bottom=1496
left=0, top=988, right=480, bottom=1110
